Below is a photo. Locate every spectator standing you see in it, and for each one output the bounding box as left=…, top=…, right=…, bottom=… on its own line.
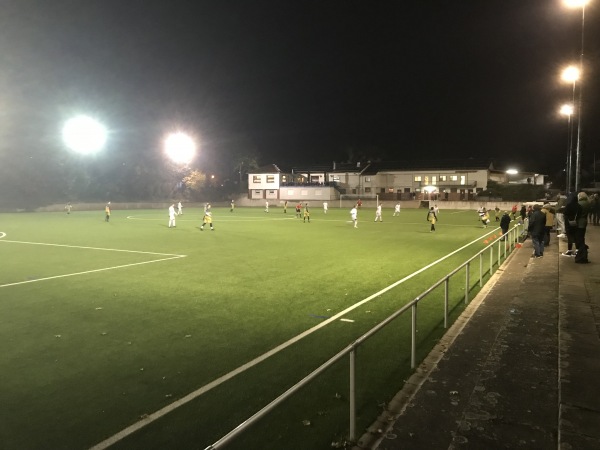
left=574, top=192, right=590, bottom=263
left=511, top=204, right=518, bottom=220
left=500, top=211, right=511, bottom=240
left=541, top=204, right=555, bottom=246
left=562, top=193, right=579, bottom=257
left=520, top=205, right=527, bottom=223
left=556, top=192, right=567, bottom=237
left=589, top=194, right=599, bottom=226
left=528, top=204, right=546, bottom=258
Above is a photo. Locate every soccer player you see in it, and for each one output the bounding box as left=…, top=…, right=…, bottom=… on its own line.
left=168, top=204, right=177, bottom=228
left=374, top=203, right=383, bottom=222
left=200, top=204, right=214, bottom=231
left=177, top=201, right=183, bottom=215
left=105, top=202, right=111, bottom=222
left=65, top=202, right=72, bottom=214
left=283, top=200, right=288, bottom=213
left=323, top=202, right=328, bottom=214
left=426, top=207, right=437, bottom=232
left=303, top=203, right=310, bottom=222
left=265, top=201, right=269, bottom=213
left=393, top=202, right=401, bottom=216
left=230, top=199, right=235, bottom=212
left=296, top=202, right=302, bottom=218
left=350, top=205, right=358, bottom=228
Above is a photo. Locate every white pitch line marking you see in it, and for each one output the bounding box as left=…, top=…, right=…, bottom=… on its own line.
left=340, top=318, right=355, bottom=322
left=0, top=239, right=186, bottom=288
left=89, top=232, right=492, bottom=450
left=0, top=256, right=186, bottom=288
left=0, top=239, right=184, bottom=257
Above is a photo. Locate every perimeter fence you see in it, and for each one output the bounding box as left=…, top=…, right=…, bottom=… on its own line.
left=204, top=224, right=525, bottom=450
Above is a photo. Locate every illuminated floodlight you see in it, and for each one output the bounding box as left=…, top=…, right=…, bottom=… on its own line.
left=164, top=132, right=196, bottom=165
left=62, top=116, right=107, bottom=154
left=423, top=185, right=437, bottom=194
left=561, top=66, right=580, bottom=83
left=506, top=169, right=518, bottom=175
left=560, top=104, right=574, bottom=116
left=563, top=0, right=589, bottom=7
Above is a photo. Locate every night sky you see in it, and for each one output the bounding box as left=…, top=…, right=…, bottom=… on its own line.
left=1, top=0, right=599, bottom=182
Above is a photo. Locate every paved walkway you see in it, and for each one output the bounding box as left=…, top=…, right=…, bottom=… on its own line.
left=356, top=226, right=600, bottom=450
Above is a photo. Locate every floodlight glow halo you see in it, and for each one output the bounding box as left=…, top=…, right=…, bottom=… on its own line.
left=62, top=116, right=107, bottom=154
left=560, top=104, right=574, bottom=116
left=561, top=66, right=580, bottom=83
left=164, top=132, right=196, bottom=165
left=563, top=0, right=589, bottom=7
left=423, top=185, right=437, bottom=194
left=506, top=169, right=518, bottom=175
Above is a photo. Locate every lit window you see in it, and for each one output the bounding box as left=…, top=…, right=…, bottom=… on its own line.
left=253, top=175, right=261, bottom=183
left=267, top=175, right=275, bottom=183
left=414, top=176, right=422, bottom=182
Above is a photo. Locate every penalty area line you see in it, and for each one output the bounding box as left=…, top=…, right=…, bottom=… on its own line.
left=0, top=256, right=186, bottom=289
left=0, top=239, right=184, bottom=257
left=89, top=232, right=488, bottom=449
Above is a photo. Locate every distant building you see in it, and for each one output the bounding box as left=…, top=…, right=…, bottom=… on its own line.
left=247, top=160, right=546, bottom=202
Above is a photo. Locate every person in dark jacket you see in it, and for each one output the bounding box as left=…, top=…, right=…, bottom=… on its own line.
left=574, top=192, right=590, bottom=263
left=528, top=204, right=546, bottom=258
left=500, top=211, right=511, bottom=240
left=562, top=193, right=579, bottom=257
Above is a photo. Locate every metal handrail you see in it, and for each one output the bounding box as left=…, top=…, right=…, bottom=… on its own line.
left=204, top=224, right=523, bottom=449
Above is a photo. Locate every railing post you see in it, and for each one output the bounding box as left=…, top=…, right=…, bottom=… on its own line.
left=349, top=348, right=356, bottom=441
left=497, top=240, right=501, bottom=267
left=411, top=303, right=417, bottom=368
left=464, top=263, right=470, bottom=304
left=489, top=244, right=493, bottom=276
left=444, top=278, right=449, bottom=329
left=479, top=253, right=483, bottom=287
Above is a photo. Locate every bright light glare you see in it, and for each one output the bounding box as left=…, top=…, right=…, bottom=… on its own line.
left=561, top=66, right=580, bottom=82
left=62, top=116, right=107, bottom=154
left=563, top=0, right=589, bottom=7
left=423, top=185, right=437, bottom=193
left=560, top=104, right=574, bottom=116
left=164, top=132, right=196, bottom=165
left=506, top=169, right=518, bottom=175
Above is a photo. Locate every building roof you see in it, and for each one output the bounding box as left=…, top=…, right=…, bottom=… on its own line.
left=359, top=159, right=494, bottom=175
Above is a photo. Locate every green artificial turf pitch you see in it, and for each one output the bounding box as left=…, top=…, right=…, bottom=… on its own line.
left=0, top=206, right=515, bottom=449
